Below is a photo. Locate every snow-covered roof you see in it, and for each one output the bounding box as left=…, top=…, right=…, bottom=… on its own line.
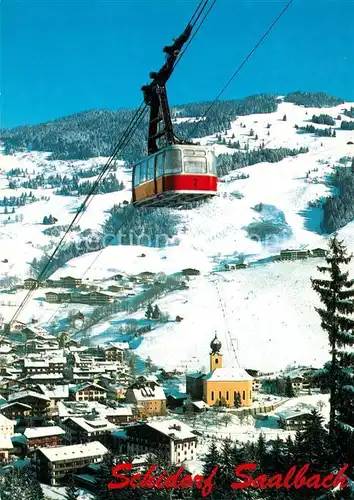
left=0, top=435, right=13, bottom=449
left=131, top=386, right=166, bottom=401
left=276, top=409, right=313, bottom=420
left=24, top=426, right=66, bottom=439
left=69, top=383, right=107, bottom=393
left=104, top=406, right=133, bottom=416
left=8, top=391, right=51, bottom=402
left=0, top=413, right=13, bottom=425
left=147, top=419, right=197, bottom=441
left=191, top=400, right=209, bottom=410
left=0, top=346, right=12, bottom=354
left=38, top=441, right=108, bottom=462
left=0, top=402, right=32, bottom=410
left=24, top=357, right=65, bottom=368
left=105, top=342, right=129, bottom=350
left=204, top=367, right=253, bottom=382
left=63, top=417, right=116, bottom=433
left=73, top=366, right=106, bottom=374
left=27, top=374, right=63, bottom=380
left=56, top=400, right=133, bottom=419
left=37, top=384, right=69, bottom=399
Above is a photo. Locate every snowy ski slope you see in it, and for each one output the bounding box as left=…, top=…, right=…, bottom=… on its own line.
left=1, top=101, right=354, bottom=372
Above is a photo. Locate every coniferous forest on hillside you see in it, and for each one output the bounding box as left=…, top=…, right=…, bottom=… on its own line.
left=1, top=90, right=353, bottom=238
left=0, top=91, right=344, bottom=163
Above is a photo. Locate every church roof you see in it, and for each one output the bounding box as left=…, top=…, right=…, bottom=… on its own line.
left=204, top=367, right=253, bottom=382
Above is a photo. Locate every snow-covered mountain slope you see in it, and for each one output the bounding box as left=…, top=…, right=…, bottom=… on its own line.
left=1, top=100, right=354, bottom=372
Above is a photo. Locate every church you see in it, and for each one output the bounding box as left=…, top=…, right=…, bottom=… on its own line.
left=186, top=334, right=253, bottom=408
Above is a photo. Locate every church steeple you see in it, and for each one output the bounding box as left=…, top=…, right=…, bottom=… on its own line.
left=210, top=334, right=223, bottom=371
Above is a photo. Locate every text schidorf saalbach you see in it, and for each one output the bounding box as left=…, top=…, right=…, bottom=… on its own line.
left=108, top=463, right=349, bottom=497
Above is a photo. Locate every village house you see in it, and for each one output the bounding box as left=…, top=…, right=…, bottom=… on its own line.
left=0, top=339, right=12, bottom=348
left=0, top=435, right=14, bottom=461
left=45, top=292, right=61, bottom=303
left=103, top=342, right=128, bottom=363
left=0, top=413, right=15, bottom=436
left=8, top=391, right=51, bottom=420
left=23, top=356, right=66, bottom=375
left=280, top=249, right=309, bottom=261
left=224, top=263, right=248, bottom=271
left=86, top=291, right=114, bottom=304
left=311, top=248, right=327, bottom=257
left=65, top=339, right=81, bottom=349
left=69, top=383, right=107, bottom=402
left=181, top=268, right=200, bottom=276
left=186, top=372, right=205, bottom=401
left=56, top=400, right=133, bottom=425
left=23, top=373, right=64, bottom=385
left=25, top=338, right=59, bottom=354
left=125, top=378, right=166, bottom=418
left=165, top=389, right=189, bottom=410
left=23, top=325, right=51, bottom=338
left=72, top=352, right=95, bottom=368
left=289, top=375, right=308, bottom=394
left=7, top=321, right=26, bottom=332
left=252, top=378, right=262, bottom=392
left=23, top=278, right=39, bottom=289
left=35, top=385, right=70, bottom=415
left=33, top=441, right=108, bottom=486
left=45, top=291, right=113, bottom=305
left=0, top=401, right=32, bottom=421
left=72, top=367, right=107, bottom=383
left=136, top=271, right=156, bottom=284
left=186, top=335, right=253, bottom=408
left=106, top=376, right=132, bottom=395
left=276, top=409, right=313, bottom=430
left=112, top=419, right=198, bottom=465
left=107, top=285, right=126, bottom=293
left=103, top=405, right=133, bottom=425
left=59, top=276, right=82, bottom=288
left=94, top=361, right=120, bottom=376
left=0, top=377, right=22, bottom=398
left=24, top=426, right=66, bottom=450
left=61, top=416, right=116, bottom=445
left=185, top=400, right=210, bottom=413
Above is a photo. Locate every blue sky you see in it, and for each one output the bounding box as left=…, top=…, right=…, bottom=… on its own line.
left=1, top=0, right=353, bottom=128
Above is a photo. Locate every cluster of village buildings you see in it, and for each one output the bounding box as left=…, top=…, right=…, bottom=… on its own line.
left=0, top=322, right=320, bottom=491
left=224, top=247, right=327, bottom=270
left=20, top=269, right=195, bottom=306
left=20, top=272, right=160, bottom=305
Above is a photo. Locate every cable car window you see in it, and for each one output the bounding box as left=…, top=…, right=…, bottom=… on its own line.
left=147, top=157, right=155, bottom=180
left=164, top=150, right=182, bottom=174
left=184, top=149, right=206, bottom=156
left=134, top=164, right=140, bottom=186
left=210, top=156, right=217, bottom=175
left=140, top=161, right=147, bottom=183
left=184, top=157, right=207, bottom=174
left=156, top=153, right=164, bottom=177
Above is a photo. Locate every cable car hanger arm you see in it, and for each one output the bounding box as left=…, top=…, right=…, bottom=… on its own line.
left=141, top=23, right=193, bottom=155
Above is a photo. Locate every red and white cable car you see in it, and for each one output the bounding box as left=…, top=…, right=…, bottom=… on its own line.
left=132, top=144, right=217, bottom=207
left=132, top=24, right=218, bottom=207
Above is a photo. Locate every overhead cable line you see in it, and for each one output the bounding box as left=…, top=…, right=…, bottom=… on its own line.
left=9, top=103, right=148, bottom=326
left=213, top=275, right=240, bottom=366
left=187, top=0, right=294, bottom=139
left=44, top=204, right=136, bottom=327
left=13, top=0, right=214, bottom=329
left=173, top=0, right=216, bottom=72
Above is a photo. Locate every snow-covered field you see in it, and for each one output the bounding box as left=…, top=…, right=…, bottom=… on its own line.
left=1, top=100, right=354, bottom=373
